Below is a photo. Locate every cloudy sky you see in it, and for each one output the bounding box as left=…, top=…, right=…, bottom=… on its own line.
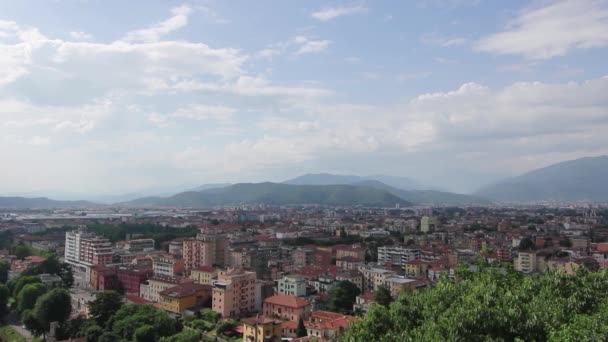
left=1, top=0, right=608, bottom=195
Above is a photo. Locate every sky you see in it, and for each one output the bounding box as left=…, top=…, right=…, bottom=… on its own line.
left=1, top=0, right=608, bottom=195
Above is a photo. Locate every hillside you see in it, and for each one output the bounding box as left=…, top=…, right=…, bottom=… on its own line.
left=355, top=180, right=491, bottom=206
left=475, top=156, right=608, bottom=202
left=122, top=182, right=411, bottom=208
left=284, top=173, right=427, bottom=190
left=0, top=196, right=97, bottom=209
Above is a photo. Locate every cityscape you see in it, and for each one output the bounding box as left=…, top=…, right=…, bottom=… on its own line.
left=1, top=0, right=608, bottom=342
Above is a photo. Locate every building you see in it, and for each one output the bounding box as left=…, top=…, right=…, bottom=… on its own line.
left=212, top=268, right=257, bottom=318
left=124, top=239, right=155, bottom=252
left=39, top=274, right=62, bottom=288
left=183, top=233, right=228, bottom=271
left=89, top=265, right=117, bottom=291
left=263, top=295, right=311, bottom=322
left=157, top=283, right=212, bottom=314
left=277, top=275, right=307, bottom=297
left=358, top=266, right=397, bottom=293
left=305, top=311, right=357, bottom=340
left=336, top=270, right=363, bottom=291
left=378, top=246, right=421, bottom=268
left=242, top=316, right=283, bottom=342
left=336, top=257, right=365, bottom=270
left=404, top=260, right=429, bottom=278
left=153, top=254, right=185, bottom=277
left=420, top=216, right=440, bottom=233
left=514, top=251, right=538, bottom=273
left=293, top=248, right=315, bottom=267
left=65, top=227, right=95, bottom=265
left=335, top=245, right=366, bottom=262
left=190, top=266, right=218, bottom=285
left=140, top=275, right=192, bottom=303
left=384, top=276, right=417, bottom=297
left=116, top=266, right=154, bottom=296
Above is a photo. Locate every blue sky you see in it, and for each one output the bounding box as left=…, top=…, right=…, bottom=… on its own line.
left=1, top=0, right=608, bottom=194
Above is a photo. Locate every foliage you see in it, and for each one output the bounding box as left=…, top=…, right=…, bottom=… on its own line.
left=133, top=325, right=157, bottom=342
left=327, top=281, right=361, bottom=314
left=0, top=261, right=9, bottom=284
left=109, top=304, right=177, bottom=340
left=297, top=317, right=307, bottom=337
left=15, top=244, right=32, bottom=259
left=0, top=325, right=27, bottom=342
left=17, top=283, right=48, bottom=313
left=10, top=275, right=42, bottom=298
left=518, top=237, right=536, bottom=250
left=216, top=320, right=238, bottom=334
left=0, top=284, right=9, bottom=317
left=21, top=255, right=74, bottom=288
left=341, top=264, right=608, bottom=341
left=98, top=331, right=121, bottom=342
left=87, top=223, right=198, bottom=245
left=160, top=329, right=200, bottom=342
left=200, top=310, right=220, bottom=324
left=373, top=286, right=393, bottom=307
left=84, top=325, right=104, bottom=342
left=22, top=309, right=45, bottom=337
left=88, top=291, right=123, bottom=327
left=33, top=288, right=72, bottom=331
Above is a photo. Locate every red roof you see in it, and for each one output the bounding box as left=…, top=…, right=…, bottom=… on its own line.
left=264, top=295, right=311, bottom=308
left=192, top=265, right=217, bottom=272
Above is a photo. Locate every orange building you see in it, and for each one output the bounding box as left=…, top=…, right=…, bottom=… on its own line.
left=212, top=268, right=257, bottom=318
left=263, top=295, right=311, bottom=322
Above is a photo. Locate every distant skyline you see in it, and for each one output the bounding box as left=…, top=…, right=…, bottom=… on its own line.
left=1, top=0, right=607, bottom=194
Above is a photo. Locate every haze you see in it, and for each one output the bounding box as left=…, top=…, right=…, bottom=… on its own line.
left=1, top=0, right=608, bottom=195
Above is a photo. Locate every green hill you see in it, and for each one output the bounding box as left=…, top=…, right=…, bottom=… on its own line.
left=122, top=182, right=411, bottom=208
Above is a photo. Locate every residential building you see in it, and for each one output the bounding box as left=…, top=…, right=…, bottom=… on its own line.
left=305, top=311, right=357, bottom=340
left=263, top=295, right=311, bottom=322
left=277, top=275, right=307, bottom=297
left=124, top=239, right=155, bottom=252
left=514, top=251, right=538, bottom=273
left=153, top=254, right=185, bottom=277
left=116, top=265, right=154, bottom=296
left=336, top=257, right=365, bottom=270
left=405, top=259, right=429, bottom=278
left=421, top=216, right=440, bottom=233
left=384, top=276, right=417, bottom=297
left=157, top=283, right=212, bottom=314
left=242, top=316, right=283, bottom=342
left=336, top=270, right=363, bottom=291
left=212, top=268, right=257, bottom=318
left=293, top=248, right=315, bottom=267
left=140, top=275, right=192, bottom=303
left=358, top=266, right=397, bottom=293
left=378, top=246, right=421, bottom=268
left=190, top=265, right=218, bottom=285
left=335, top=245, right=366, bottom=262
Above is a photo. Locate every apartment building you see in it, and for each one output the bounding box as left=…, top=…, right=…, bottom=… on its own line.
left=358, top=266, right=397, bottom=293
left=277, top=275, right=307, bottom=297
left=263, top=295, right=311, bottom=322
left=212, top=268, right=257, bottom=318
left=190, top=265, right=218, bottom=285
left=140, top=275, right=192, bottom=302
left=378, top=246, right=421, bottom=268
left=153, top=254, right=185, bottom=277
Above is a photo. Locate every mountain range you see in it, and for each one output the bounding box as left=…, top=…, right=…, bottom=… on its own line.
left=475, top=156, right=608, bottom=202
left=0, top=197, right=95, bottom=209
left=283, top=173, right=432, bottom=190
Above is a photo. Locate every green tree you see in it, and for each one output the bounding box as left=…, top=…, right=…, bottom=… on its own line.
left=15, top=244, right=32, bottom=259
left=21, top=309, right=45, bottom=337
left=133, top=325, right=156, bottom=342
left=0, top=261, right=9, bottom=284
left=518, top=237, right=536, bottom=250
left=59, top=263, right=74, bottom=288
left=160, top=330, right=200, bottom=342
left=11, top=275, right=42, bottom=297
left=327, top=281, right=361, bottom=313
left=17, top=283, right=48, bottom=313
left=296, top=317, right=307, bottom=337
left=374, top=286, right=393, bottom=307
left=0, top=284, right=9, bottom=317
left=84, top=325, right=103, bottom=342
left=110, top=304, right=177, bottom=340
left=98, top=331, right=121, bottom=342
left=33, top=288, right=72, bottom=332
left=88, top=291, right=123, bottom=327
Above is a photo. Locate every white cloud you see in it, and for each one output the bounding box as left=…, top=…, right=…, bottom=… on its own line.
left=421, top=33, right=468, bottom=47
left=311, top=4, right=368, bottom=21
left=476, top=0, right=608, bottom=59
left=292, top=36, right=331, bottom=54
left=171, top=104, right=236, bottom=121
left=256, top=48, right=280, bottom=59
left=123, top=4, right=192, bottom=43
left=69, top=31, right=93, bottom=41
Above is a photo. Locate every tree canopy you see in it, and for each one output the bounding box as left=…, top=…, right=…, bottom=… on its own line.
left=327, top=281, right=361, bottom=314
left=373, top=286, right=393, bottom=308
left=341, top=264, right=608, bottom=341
left=88, top=291, right=123, bottom=327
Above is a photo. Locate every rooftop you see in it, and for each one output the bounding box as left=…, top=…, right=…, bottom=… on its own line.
left=264, top=295, right=311, bottom=308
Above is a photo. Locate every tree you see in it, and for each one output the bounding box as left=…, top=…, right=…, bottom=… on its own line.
left=160, top=330, right=200, bottom=342
left=133, top=325, right=156, bottom=342
left=88, top=291, right=123, bottom=326
left=21, top=309, right=45, bottom=337
left=0, top=284, right=9, bottom=317
left=17, top=283, right=48, bottom=313
left=110, top=304, right=177, bottom=340
left=11, top=275, right=42, bottom=297
left=33, top=288, right=72, bottom=331
left=518, top=237, right=536, bottom=251
left=0, top=261, right=9, bottom=284
left=84, top=325, right=104, bottom=342
left=59, top=263, right=74, bottom=288
left=98, top=332, right=121, bottom=342
left=296, top=317, right=307, bottom=337
left=15, top=244, right=32, bottom=259
left=374, top=286, right=393, bottom=307
left=327, top=281, right=361, bottom=313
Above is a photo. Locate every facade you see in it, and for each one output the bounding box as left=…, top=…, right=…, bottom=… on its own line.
left=515, top=251, right=538, bottom=273
left=183, top=234, right=227, bottom=271
left=292, top=248, right=315, bottom=267
left=116, top=266, right=154, bottom=296
left=157, top=283, right=212, bottom=314
left=190, top=266, right=218, bottom=285
left=336, top=257, right=365, bottom=270
left=212, top=268, right=257, bottom=318
left=335, top=245, right=366, bottom=261
left=384, top=276, right=417, bottom=297
left=405, top=260, right=430, bottom=278
left=420, top=216, right=440, bottom=233
left=277, top=275, right=307, bottom=297
left=336, top=270, right=363, bottom=291
left=358, top=266, right=397, bottom=293
left=153, top=254, right=185, bottom=277
left=305, top=311, right=357, bottom=340
left=140, top=275, right=192, bottom=303
left=242, top=316, right=283, bottom=342
left=378, top=246, right=421, bottom=268
left=263, top=295, right=311, bottom=322
left=124, top=239, right=155, bottom=252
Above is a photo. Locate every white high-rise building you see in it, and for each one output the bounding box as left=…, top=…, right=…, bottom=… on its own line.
left=65, top=227, right=95, bottom=265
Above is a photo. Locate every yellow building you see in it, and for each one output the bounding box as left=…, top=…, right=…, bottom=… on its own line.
left=242, top=316, right=283, bottom=342
left=405, top=260, right=429, bottom=278
left=157, top=283, right=212, bottom=314
left=190, top=266, right=218, bottom=285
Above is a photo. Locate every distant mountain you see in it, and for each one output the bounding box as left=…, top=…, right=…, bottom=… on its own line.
left=0, top=197, right=97, bottom=209
left=190, top=183, right=232, bottom=192
left=284, top=173, right=428, bottom=190
left=122, top=182, right=411, bottom=208
left=355, top=180, right=491, bottom=206
left=475, top=156, right=608, bottom=202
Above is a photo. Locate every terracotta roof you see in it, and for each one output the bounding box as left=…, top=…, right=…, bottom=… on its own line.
left=159, top=283, right=212, bottom=298
left=281, top=320, right=299, bottom=329
left=264, top=295, right=311, bottom=308
left=242, top=316, right=283, bottom=325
